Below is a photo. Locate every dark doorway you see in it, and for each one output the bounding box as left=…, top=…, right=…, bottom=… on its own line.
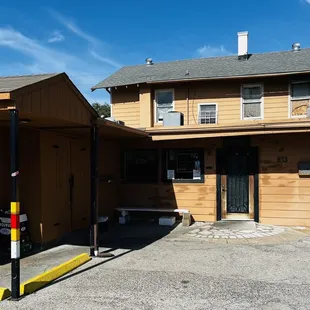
left=217, top=144, right=258, bottom=221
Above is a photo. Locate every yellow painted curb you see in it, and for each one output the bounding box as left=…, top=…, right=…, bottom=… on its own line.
left=20, top=253, right=91, bottom=295
left=0, top=287, right=11, bottom=301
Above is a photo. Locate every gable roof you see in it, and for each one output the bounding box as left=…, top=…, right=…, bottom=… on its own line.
left=92, top=48, right=310, bottom=90
left=0, top=73, right=59, bottom=92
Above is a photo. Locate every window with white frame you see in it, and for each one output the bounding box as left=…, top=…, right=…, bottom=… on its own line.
left=155, top=90, right=174, bottom=122
left=290, top=81, right=310, bottom=117
left=198, top=104, right=217, bottom=124
left=241, top=85, right=263, bottom=119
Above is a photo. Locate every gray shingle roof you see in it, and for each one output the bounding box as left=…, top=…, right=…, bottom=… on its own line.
left=92, top=49, right=310, bottom=90
left=0, top=73, right=60, bottom=92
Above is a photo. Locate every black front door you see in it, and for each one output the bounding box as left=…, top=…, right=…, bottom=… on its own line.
left=217, top=145, right=258, bottom=220
left=226, top=150, right=249, bottom=213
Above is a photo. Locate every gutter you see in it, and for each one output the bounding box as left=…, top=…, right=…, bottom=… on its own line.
left=146, top=120, right=310, bottom=135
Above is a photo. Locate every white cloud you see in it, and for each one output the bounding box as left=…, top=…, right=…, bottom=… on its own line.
left=0, top=27, right=110, bottom=104
left=303, top=0, right=310, bottom=4
left=50, top=9, right=99, bottom=45
left=48, top=30, right=65, bottom=43
left=88, top=49, right=122, bottom=68
left=197, top=45, right=232, bottom=58
left=49, top=9, right=121, bottom=69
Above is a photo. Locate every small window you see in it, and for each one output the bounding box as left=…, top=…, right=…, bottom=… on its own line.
left=291, top=81, right=310, bottom=117
left=163, top=149, right=204, bottom=183
left=242, top=85, right=263, bottom=119
left=155, top=90, right=174, bottom=122
left=198, top=104, right=217, bottom=124
left=122, top=150, right=158, bottom=182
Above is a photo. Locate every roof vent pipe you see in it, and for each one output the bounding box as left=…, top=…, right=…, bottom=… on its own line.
left=292, top=43, right=301, bottom=52
left=145, top=58, right=153, bottom=65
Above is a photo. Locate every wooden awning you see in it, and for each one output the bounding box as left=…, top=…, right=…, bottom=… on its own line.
left=96, top=118, right=149, bottom=139
left=146, top=119, right=310, bottom=141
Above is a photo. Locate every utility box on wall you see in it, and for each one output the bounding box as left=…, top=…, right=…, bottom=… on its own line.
left=298, top=162, right=310, bottom=176
left=163, top=112, right=184, bottom=127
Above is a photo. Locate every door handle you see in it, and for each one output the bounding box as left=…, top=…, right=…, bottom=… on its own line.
left=222, top=185, right=226, bottom=192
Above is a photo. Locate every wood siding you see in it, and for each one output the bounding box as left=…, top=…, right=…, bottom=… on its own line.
left=109, top=75, right=308, bottom=129
left=13, top=76, right=93, bottom=126
left=20, top=129, right=42, bottom=243
left=99, top=133, right=310, bottom=226
left=253, top=133, right=310, bottom=227
left=111, top=87, right=140, bottom=127
left=116, top=138, right=221, bottom=222
left=98, top=139, right=121, bottom=218
left=160, top=77, right=291, bottom=126
left=40, top=131, right=90, bottom=243
left=0, top=127, right=10, bottom=206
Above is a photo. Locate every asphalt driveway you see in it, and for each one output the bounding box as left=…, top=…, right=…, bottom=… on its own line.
left=1, top=223, right=310, bottom=310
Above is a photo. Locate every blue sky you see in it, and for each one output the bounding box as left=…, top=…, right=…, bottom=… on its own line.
left=1, top=0, right=310, bottom=103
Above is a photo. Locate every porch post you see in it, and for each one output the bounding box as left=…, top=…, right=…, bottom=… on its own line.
left=10, top=109, right=20, bottom=300
left=90, top=125, right=99, bottom=256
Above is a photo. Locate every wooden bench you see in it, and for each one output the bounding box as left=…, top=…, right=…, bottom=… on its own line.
left=116, top=207, right=191, bottom=226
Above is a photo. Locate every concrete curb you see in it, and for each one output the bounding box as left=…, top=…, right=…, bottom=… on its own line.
left=20, top=253, right=91, bottom=295
left=0, top=287, right=11, bottom=301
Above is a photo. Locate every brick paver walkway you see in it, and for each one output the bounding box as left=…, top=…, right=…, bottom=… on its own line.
left=185, top=222, right=286, bottom=239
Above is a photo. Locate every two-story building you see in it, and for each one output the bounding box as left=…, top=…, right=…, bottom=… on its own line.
left=92, top=32, right=310, bottom=227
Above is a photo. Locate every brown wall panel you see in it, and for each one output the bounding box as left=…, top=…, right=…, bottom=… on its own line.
left=0, top=127, right=10, bottom=207
left=19, top=129, right=42, bottom=243
left=98, top=139, right=121, bottom=218
left=15, top=77, right=92, bottom=126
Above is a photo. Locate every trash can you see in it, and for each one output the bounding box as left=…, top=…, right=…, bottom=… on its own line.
left=0, top=209, right=32, bottom=256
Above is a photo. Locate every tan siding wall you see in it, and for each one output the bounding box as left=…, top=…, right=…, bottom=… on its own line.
left=117, top=138, right=221, bottom=222
left=14, top=77, right=92, bottom=126
left=253, top=133, right=310, bottom=227
left=111, top=76, right=295, bottom=128
left=111, top=87, right=140, bottom=127
left=159, top=77, right=290, bottom=126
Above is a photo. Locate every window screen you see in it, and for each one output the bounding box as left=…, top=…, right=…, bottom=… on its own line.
left=156, top=90, right=173, bottom=122
left=242, top=85, right=262, bottom=119
left=199, top=104, right=217, bottom=124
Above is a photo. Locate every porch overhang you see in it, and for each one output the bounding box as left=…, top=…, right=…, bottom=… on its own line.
left=95, top=118, right=149, bottom=139
left=147, top=119, right=310, bottom=141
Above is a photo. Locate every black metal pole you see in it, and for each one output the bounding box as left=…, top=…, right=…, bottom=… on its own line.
left=90, top=126, right=99, bottom=256
left=10, top=109, right=20, bottom=300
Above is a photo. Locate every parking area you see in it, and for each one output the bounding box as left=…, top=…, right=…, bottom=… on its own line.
left=1, top=222, right=310, bottom=310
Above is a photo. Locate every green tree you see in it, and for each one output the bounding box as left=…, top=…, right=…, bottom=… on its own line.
left=92, top=103, right=111, bottom=118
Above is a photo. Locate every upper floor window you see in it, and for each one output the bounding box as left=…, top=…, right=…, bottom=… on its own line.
left=241, top=84, right=263, bottom=120
left=155, top=89, right=174, bottom=122
left=290, top=81, right=310, bottom=117
left=198, top=103, right=217, bottom=124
